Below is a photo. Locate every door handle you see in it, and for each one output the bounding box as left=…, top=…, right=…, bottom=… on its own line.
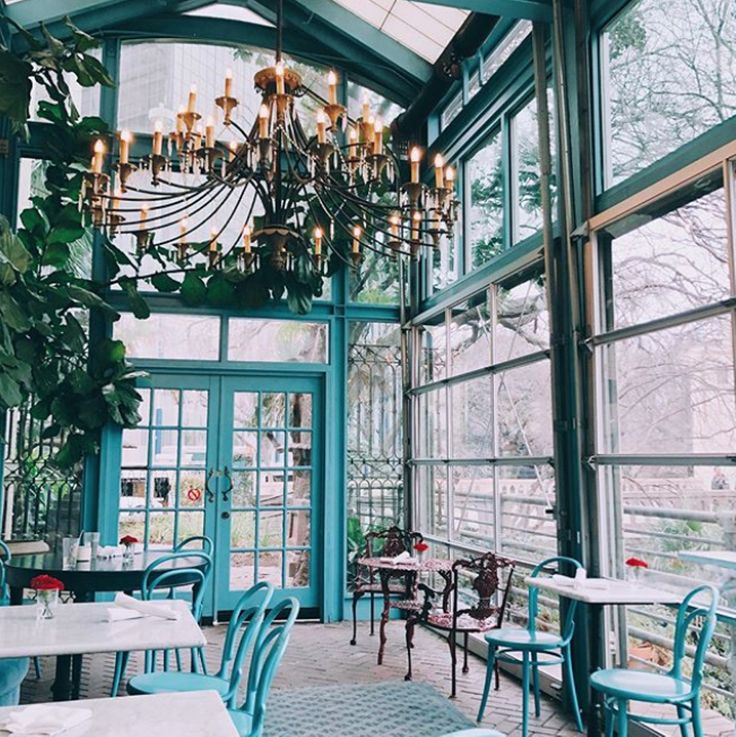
left=221, top=466, right=233, bottom=503
left=205, top=468, right=217, bottom=503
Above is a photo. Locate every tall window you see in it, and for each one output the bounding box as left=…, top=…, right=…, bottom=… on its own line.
left=591, top=161, right=736, bottom=723
left=413, top=268, right=554, bottom=564
left=601, top=0, right=736, bottom=186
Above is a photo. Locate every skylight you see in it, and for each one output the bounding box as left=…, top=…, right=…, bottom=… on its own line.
left=184, top=4, right=274, bottom=26
left=330, top=0, right=468, bottom=62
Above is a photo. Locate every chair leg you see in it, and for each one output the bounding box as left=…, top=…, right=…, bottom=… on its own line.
left=604, top=699, right=614, bottom=737
left=494, top=659, right=500, bottom=691
left=691, top=698, right=703, bottom=737
left=404, top=617, right=415, bottom=681
left=197, top=646, right=208, bottom=675
left=369, top=592, right=375, bottom=636
left=476, top=645, right=496, bottom=722
left=350, top=591, right=362, bottom=646
left=448, top=631, right=458, bottom=698
left=462, top=632, right=469, bottom=674
left=676, top=705, right=691, bottom=737
left=521, top=651, right=530, bottom=737
left=175, top=648, right=183, bottom=672
left=531, top=652, right=541, bottom=718
left=33, top=657, right=41, bottom=680
left=616, top=700, right=628, bottom=737
left=563, top=645, right=584, bottom=733
left=110, top=651, right=129, bottom=697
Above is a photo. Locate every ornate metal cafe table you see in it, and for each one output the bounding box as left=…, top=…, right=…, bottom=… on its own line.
left=358, top=556, right=453, bottom=665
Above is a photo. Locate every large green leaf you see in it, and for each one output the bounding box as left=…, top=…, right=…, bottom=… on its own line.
left=0, top=291, right=31, bottom=331
left=0, top=50, right=32, bottom=131
left=0, top=374, right=23, bottom=408
left=180, top=272, right=207, bottom=306
left=151, top=272, right=181, bottom=293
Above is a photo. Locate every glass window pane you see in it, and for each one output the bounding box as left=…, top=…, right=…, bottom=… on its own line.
left=602, top=0, right=736, bottom=185
left=498, top=464, right=556, bottom=561
left=181, top=391, right=208, bottom=427
left=468, top=130, right=503, bottom=269
left=258, top=551, right=282, bottom=586
left=231, top=511, right=256, bottom=548
left=452, top=465, right=494, bottom=548
left=416, top=465, right=448, bottom=538
left=451, top=377, right=493, bottom=459
left=417, top=389, right=447, bottom=458
left=114, top=313, right=220, bottom=360
left=261, top=393, right=286, bottom=428
left=288, top=393, right=312, bottom=428
left=233, top=432, right=257, bottom=467
left=287, top=510, right=310, bottom=547
left=449, top=293, right=491, bottom=375
left=181, top=430, right=207, bottom=467
left=179, top=471, right=205, bottom=508
left=605, top=187, right=730, bottom=330
left=496, top=361, right=553, bottom=457
left=495, top=274, right=549, bottom=362
left=260, top=432, right=285, bottom=467
left=150, top=430, right=179, bottom=467
left=228, top=319, right=328, bottom=362
left=432, top=221, right=462, bottom=293
left=230, top=552, right=255, bottom=590
left=148, top=511, right=175, bottom=549
left=178, top=511, right=204, bottom=543
left=233, top=393, right=258, bottom=428
left=121, top=428, right=148, bottom=467
left=286, top=550, right=310, bottom=587
left=287, top=469, right=312, bottom=507
left=600, top=314, right=736, bottom=454
left=419, top=316, right=446, bottom=384
left=152, top=389, right=179, bottom=426
left=232, top=471, right=257, bottom=507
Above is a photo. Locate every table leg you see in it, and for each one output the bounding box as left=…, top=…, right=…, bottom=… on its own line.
left=51, top=656, right=72, bottom=702
left=70, top=655, right=83, bottom=699
left=9, top=586, right=23, bottom=606
left=377, top=571, right=391, bottom=666
left=586, top=603, right=604, bottom=737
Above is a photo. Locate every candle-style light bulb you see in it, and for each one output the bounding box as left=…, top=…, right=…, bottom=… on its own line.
left=352, top=224, right=362, bottom=255
left=242, top=224, right=252, bottom=254
left=209, top=226, right=218, bottom=253
left=259, top=104, right=270, bottom=138
left=445, top=165, right=456, bottom=191
left=389, top=212, right=400, bottom=239
left=152, top=120, right=163, bottom=156
left=139, top=204, right=149, bottom=230
left=348, top=127, right=358, bottom=160
left=314, top=226, right=323, bottom=257
left=179, top=216, right=188, bottom=242
left=205, top=115, right=215, bottom=149
left=176, top=106, right=185, bottom=134
left=92, top=139, right=105, bottom=174
left=111, top=187, right=122, bottom=212
left=275, top=60, right=285, bottom=95
left=316, top=110, right=327, bottom=144
left=119, top=130, right=131, bottom=165
left=434, top=153, right=445, bottom=189
left=327, top=70, right=338, bottom=105
left=411, top=210, right=422, bottom=240
left=224, top=68, right=233, bottom=98
left=187, top=84, right=197, bottom=114
left=361, top=92, right=370, bottom=121
left=410, top=146, right=421, bottom=184
left=373, top=117, right=383, bottom=156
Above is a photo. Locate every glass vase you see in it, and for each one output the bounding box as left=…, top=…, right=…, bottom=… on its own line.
left=36, top=589, right=59, bottom=620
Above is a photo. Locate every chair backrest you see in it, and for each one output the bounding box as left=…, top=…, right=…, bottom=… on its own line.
left=237, top=597, right=300, bottom=737
left=141, top=551, right=213, bottom=622
left=670, top=584, right=719, bottom=689
left=217, top=582, right=274, bottom=684
left=365, top=526, right=423, bottom=558
left=451, top=552, right=515, bottom=627
left=175, top=535, right=214, bottom=557
left=528, top=556, right=582, bottom=643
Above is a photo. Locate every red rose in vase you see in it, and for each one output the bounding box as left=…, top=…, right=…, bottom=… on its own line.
left=625, top=557, right=649, bottom=568
left=414, top=542, right=429, bottom=554
left=119, top=535, right=139, bottom=546
left=30, top=574, right=64, bottom=591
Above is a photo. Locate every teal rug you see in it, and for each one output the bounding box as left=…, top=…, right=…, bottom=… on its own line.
left=264, top=681, right=475, bottom=737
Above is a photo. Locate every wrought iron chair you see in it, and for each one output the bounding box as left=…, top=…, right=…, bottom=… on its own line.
left=477, top=556, right=585, bottom=737
left=227, top=597, right=300, bottom=737
left=126, top=581, right=273, bottom=704
left=110, top=550, right=213, bottom=695
left=349, top=525, right=424, bottom=646
left=405, top=552, right=515, bottom=698
left=590, top=584, right=719, bottom=737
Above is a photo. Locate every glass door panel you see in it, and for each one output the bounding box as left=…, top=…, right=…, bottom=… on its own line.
left=215, top=377, right=321, bottom=612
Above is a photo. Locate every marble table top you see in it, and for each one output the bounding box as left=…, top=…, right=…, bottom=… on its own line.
left=359, top=556, right=452, bottom=572
left=0, top=600, right=205, bottom=658
left=524, top=576, right=683, bottom=605
left=0, top=691, right=238, bottom=737
left=678, top=549, right=736, bottom=571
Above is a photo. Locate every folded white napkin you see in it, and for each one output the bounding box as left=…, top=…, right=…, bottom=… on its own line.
left=2, top=705, right=92, bottom=736
left=96, top=545, right=123, bottom=559
left=392, top=551, right=412, bottom=563
left=109, top=592, right=180, bottom=621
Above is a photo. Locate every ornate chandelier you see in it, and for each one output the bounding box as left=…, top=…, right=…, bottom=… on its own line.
left=82, top=1, right=458, bottom=287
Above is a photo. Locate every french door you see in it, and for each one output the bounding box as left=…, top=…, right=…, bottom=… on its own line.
left=117, top=372, right=323, bottom=617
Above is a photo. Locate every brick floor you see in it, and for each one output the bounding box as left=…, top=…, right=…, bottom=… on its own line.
left=20, top=620, right=581, bottom=737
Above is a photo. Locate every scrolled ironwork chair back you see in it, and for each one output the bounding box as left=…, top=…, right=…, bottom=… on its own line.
left=365, top=526, right=423, bottom=558
left=452, top=552, right=515, bottom=625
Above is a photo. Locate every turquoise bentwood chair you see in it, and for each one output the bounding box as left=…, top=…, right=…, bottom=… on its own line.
left=110, top=550, right=213, bottom=696
left=227, top=597, right=300, bottom=737
left=176, top=535, right=214, bottom=557
left=590, top=584, right=719, bottom=737
left=477, top=556, right=585, bottom=737
left=0, top=541, right=41, bottom=681
left=126, top=581, right=274, bottom=703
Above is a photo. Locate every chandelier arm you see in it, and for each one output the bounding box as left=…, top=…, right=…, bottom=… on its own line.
left=201, top=176, right=252, bottom=265
left=221, top=191, right=258, bottom=258
left=116, top=182, right=225, bottom=235
left=104, top=185, right=213, bottom=217
left=302, top=190, right=353, bottom=268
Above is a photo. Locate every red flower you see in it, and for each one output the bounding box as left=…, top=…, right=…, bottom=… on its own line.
left=30, top=574, right=64, bottom=591
left=625, top=557, right=649, bottom=568
left=119, top=535, right=139, bottom=545
left=413, top=542, right=429, bottom=553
